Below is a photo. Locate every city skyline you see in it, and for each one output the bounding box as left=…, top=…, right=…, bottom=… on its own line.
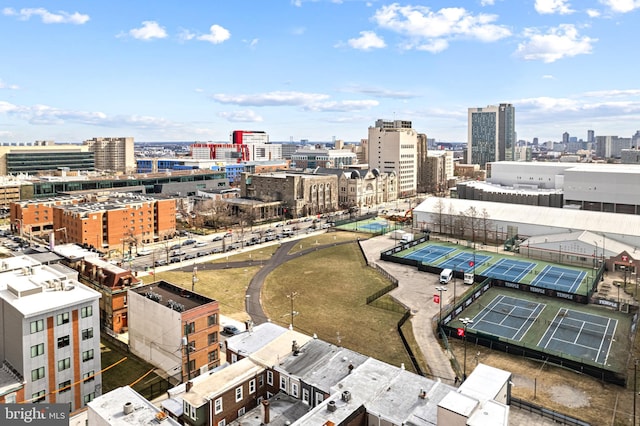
left=1, top=1, right=639, bottom=143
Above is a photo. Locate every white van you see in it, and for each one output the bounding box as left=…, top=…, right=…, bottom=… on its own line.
left=439, top=268, right=453, bottom=284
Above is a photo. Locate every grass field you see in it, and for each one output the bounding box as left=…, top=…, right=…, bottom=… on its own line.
left=142, top=266, right=259, bottom=321
left=262, top=242, right=415, bottom=372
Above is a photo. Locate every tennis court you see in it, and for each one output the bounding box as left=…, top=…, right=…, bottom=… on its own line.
left=437, top=252, right=492, bottom=272
left=356, top=220, right=389, bottom=232
left=482, top=258, right=536, bottom=283
left=403, top=245, right=456, bottom=264
left=468, top=295, right=546, bottom=341
left=530, top=265, right=586, bottom=293
left=538, top=308, right=617, bottom=365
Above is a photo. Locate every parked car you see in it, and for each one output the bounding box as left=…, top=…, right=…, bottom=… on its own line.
left=184, top=253, right=196, bottom=260
left=183, top=239, right=197, bottom=246
left=170, top=244, right=181, bottom=250
left=170, top=257, right=181, bottom=263
left=212, top=235, right=224, bottom=242
left=172, top=250, right=186, bottom=257
left=195, top=241, right=207, bottom=247
left=224, top=232, right=233, bottom=238
left=221, top=325, right=241, bottom=336
left=154, top=259, right=167, bottom=267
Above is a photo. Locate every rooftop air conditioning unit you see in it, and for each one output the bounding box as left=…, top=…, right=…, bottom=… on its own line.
left=341, top=391, right=351, bottom=402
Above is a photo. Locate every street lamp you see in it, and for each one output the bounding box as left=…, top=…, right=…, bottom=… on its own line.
left=287, top=291, right=298, bottom=329
left=460, top=317, right=474, bottom=381
left=435, top=286, right=447, bottom=324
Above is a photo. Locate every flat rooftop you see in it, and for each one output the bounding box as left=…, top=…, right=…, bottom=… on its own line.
left=132, top=280, right=215, bottom=311
left=88, top=386, right=180, bottom=425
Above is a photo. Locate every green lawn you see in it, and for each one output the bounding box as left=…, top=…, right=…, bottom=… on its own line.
left=262, top=242, right=415, bottom=371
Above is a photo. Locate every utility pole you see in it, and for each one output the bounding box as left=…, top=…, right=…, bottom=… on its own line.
left=287, top=291, right=298, bottom=329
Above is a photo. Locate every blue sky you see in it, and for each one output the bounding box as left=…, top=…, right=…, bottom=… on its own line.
left=1, top=0, right=639, bottom=144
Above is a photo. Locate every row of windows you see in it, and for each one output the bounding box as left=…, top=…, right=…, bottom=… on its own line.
left=30, top=308, right=93, bottom=334
left=184, top=314, right=219, bottom=335
left=31, top=328, right=94, bottom=358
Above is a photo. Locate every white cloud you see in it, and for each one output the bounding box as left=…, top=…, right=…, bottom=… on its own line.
left=303, top=100, right=379, bottom=112
left=211, top=91, right=330, bottom=106
left=197, top=24, right=231, bottom=44
left=178, top=29, right=196, bottom=41
left=244, top=38, right=259, bottom=48
left=534, top=0, right=574, bottom=14
left=600, top=0, right=640, bottom=13
left=218, top=110, right=263, bottom=122
left=480, top=0, right=495, bottom=5
left=372, top=4, right=511, bottom=52
left=2, top=7, right=89, bottom=24
left=582, top=89, right=640, bottom=97
left=0, top=79, right=19, bottom=90
left=347, top=31, right=386, bottom=50
left=129, top=21, right=167, bottom=40
left=586, top=8, right=601, bottom=17
left=542, top=74, right=555, bottom=79
left=342, top=86, right=417, bottom=99
left=515, top=24, right=596, bottom=63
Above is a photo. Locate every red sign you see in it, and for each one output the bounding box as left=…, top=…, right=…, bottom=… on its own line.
left=433, top=294, right=440, bottom=304
left=457, top=327, right=465, bottom=337
left=469, top=260, right=475, bottom=267
left=622, top=255, right=629, bottom=262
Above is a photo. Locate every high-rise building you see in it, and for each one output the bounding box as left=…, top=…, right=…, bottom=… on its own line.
left=0, top=258, right=102, bottom=410
left=231, top=130, right=269, bottom=145
left=562, top=132, right=570, bottom=144
left=368, top=119, right=418, bottom=198
left=595, top=136, right=631, bottom=159
left=83, top=137, right=135, bottom=174
left=587, top=130, right=595, bottom=144
left=467, top=104, right=516, bottom=168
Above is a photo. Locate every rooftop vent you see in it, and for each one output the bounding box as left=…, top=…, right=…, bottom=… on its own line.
left=123, top=402, right=133, bottom=415
left=327, top=400, right=337, bottom=412
left=341, top=391, right=351, bottom=403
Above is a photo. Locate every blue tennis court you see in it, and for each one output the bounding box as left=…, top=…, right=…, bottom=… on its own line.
left=530, top=265, right=586, bottom=293
left=482, top=258, right=536, bottom=282
left=437, top=252, right=491, bottom=272
left=357, top=220, right=389, bottom=231
left=403, top=245, right=456, bottom=264
left=538, top=308, right=617, bottom=365
left=468, top=295, right=546, bottom=341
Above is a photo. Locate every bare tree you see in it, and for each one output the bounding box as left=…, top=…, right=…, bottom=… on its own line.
left=447, top=203, right=456, bottom=238
left=481, top=208, right=492, bottom=244
left=433, top=198, right=446, bottom=234
left=461, top=206, right=479, bottom=248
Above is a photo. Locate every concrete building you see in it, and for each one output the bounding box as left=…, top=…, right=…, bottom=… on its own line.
left=425, top=150, right=454, bottom=195
left=0, top=142, right=94, bottom=175
left=241, top=172, right=339, bottom=217
left=128, top=280, right=221, bottom=383
left=0, top=257, right=102, bottom=411
left=231, top=130, right=269, bottom=145
left=595, top=135, right=631, bottom=159
left=83, top=137, right=135, bottom=174
left=467, top=103, right=516, bottom=168
left=368, top=119, right=418, bottom=198
left=315, top=167, right=397, bottom=210
left=621, top=148, right=640, bottom=165
left=456, top=180, right=564, bottom=207
left=291, top=148, right=357, bottom=169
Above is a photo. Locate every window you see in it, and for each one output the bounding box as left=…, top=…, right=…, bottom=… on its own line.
left=57, top=312, right=69, bottom=326
left=83, top=392, right=95, bottom=404
left=258, top=375, right=264, bottom=387
left=267, top=371, right=273, bottom=386
left=83, top=349, right=94, bottom=362
left=82, top=328, right=93, bottom=340
left=30, top=343, right=44, bottom=358
left=184, top=322, right=195, bottom=334
left=208, top=332, right=217, bottom=345
left=208, top=350, right=218, bottom=363
left=208, top=313, right=218, bottom=326
left=280, top=376, right=287, bottom=391
left=57, top=335, right=70, bottom=348
left=59, top=380, right=71, bottom=394
left=83, top=371, right=94, bottom=383
left=214, top=397, right=223, bottom=414
left=235, top=386, right=243, bottom=402
left=217, top=420, right=226, bottom=426
left=30, top=319, right=44, bottom=333
left=291, top=382, right=299, bottom=398
left=238, top=407, right=245, bottom=417
left=58, top=358, right=70, bottom=371
left=31, top=367, right=45, bottom=381
left=32, top=390, right=45, bottom=403
left=249, top=379, right=256, bottom=394
left=81, top=306, right=92, bottom=318
left=302, top=389, right=310, bottom=404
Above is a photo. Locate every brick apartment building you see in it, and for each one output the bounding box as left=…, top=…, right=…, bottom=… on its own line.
left=128, top=281, right=221, bottom=383
left=11, top=193, right=176, bottom=251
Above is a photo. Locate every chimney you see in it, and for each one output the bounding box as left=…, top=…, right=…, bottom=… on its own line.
left=419, top=388, right=427, bottom=399
left=262, top=399, right=270, bottom=424
left=185, top=381, right=193, bottom=392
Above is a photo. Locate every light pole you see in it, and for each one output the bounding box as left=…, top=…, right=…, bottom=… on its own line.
left=460, top=317, right=474, bottom=381
left=435, top=286, right=447, bottom=324
left=287, top=291, right=298, bottom=330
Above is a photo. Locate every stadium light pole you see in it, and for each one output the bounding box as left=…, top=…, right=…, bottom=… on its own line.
left=435, top=286, right=447, bottom=324
left=460, top=317, right=473, bottom=381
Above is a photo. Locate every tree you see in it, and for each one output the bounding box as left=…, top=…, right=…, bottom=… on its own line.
left=461, top=206, right=479, bottom=248
left=481, top=208, right=492, bottom=244
left=433, top=198, right=446, bottom=234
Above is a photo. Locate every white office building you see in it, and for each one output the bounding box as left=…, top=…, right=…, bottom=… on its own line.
left=368, top=119, right=418, bottom=198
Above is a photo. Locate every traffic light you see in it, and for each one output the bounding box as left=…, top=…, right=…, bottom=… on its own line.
left=457, top=327, right=465, bottom=337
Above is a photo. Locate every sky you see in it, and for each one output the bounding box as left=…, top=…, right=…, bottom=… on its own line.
left=1, top=0, right=640, bottom=144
